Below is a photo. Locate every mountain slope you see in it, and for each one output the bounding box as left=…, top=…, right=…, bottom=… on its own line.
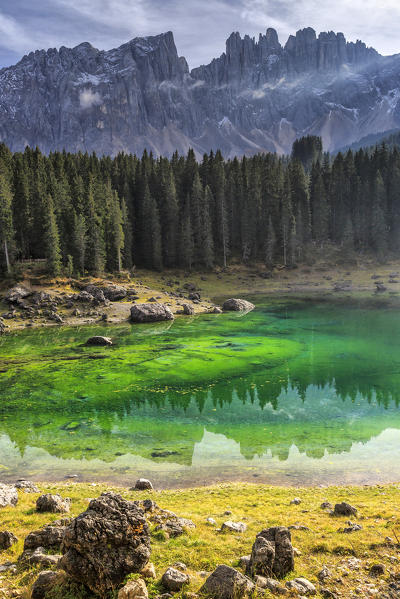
left=1, top=28, right=400, bottom=156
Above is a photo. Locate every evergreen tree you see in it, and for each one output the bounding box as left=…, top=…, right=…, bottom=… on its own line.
left=43, top=195, right=62, bottom=276
left=0, top=175, right=14, bottom=273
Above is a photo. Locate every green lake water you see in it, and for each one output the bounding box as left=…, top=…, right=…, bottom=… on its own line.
left=1, top=297, right=400, bottom=487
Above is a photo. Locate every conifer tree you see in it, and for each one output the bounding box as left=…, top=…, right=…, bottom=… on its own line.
left=0, top=175, right=14, bottom=273
left=43, top=195, right=62, bottom=277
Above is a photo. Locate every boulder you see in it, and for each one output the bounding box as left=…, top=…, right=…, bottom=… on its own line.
left=285, top=577, right=317, bottom=595
left=161, top=567, right=190, bottom=592
left=155, top=517, right=195, bottom=538
left=247, top=527, right=294, bottom=579
left=76, top=291, right=95, bottom=303
left=333, top=502, right=357, bottom=517
left=0, top=530, right=18, bottom=550
left=182, top=303, right=195, bottom=315
left=200, top=565, right=254, bottom=599
left=85, top=336, right=113, bottom=346
left=130, top=304, right=174, bottom=323
left=134, top=478, right=153, bottom=490
left=36, top=494, right=70, bottom=513
left=254, top=576, right=287, bottom=594
left=31, top=571, right=59, bottom=599
left=221, top=521, right=247, bottom=533
left=102, top=285, right=127, bottom=301
left=222, top=299, right=255, bottom=312
left=84, top=285, right=107, bottom=304
left=15, top=479, right=39, bottom=493
left=370, top=563, right=385, bottom=576
left=0, top=483, right=18, bottom=508
left=5, top=286, right=31, bottom=304
left=212, top=307, right=222, bottom=314
left=24, top=519, right=71, bottom=551
left=118, top=578, right=148, bottom=599
left=59, top=492, right=151, bottom=596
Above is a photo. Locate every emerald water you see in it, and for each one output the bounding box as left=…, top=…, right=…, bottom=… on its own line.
left=1, top=297, right=400, bottom=487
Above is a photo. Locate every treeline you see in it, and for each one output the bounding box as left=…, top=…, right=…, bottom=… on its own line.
left=0, top=137, right=399, bottom=276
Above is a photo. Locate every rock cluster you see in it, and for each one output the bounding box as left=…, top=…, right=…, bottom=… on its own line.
left=59, top=492, right=151, bottom=595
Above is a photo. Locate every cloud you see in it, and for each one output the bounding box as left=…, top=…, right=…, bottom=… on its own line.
left=79, top=88, right=102, bottom=109
left=1, top=0, right=400, bottom=71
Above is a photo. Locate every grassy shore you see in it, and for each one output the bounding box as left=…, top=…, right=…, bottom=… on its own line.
left=1, top=482, right=400, bottom=598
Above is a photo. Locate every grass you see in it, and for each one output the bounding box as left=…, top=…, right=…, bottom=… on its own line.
left=1, top=482, right=400, bottom=598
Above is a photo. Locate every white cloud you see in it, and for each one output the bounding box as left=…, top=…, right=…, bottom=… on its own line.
left=79, top=88, right=102, bottom=109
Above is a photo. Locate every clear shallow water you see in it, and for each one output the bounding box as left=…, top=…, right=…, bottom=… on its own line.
left=1, top=298, right=400, bottom=487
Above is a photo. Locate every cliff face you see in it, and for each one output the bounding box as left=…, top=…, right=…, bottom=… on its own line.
left=0, top=28, right=399, bottom=157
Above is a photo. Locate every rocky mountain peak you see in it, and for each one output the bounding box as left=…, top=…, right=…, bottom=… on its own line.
left=0, top=27, right=397, bottom=158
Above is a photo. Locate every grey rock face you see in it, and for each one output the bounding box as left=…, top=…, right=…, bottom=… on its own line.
left=130, top=303, right=174, bottom=323
left=59, top=492, right=151, bottom=595
left=201, top=565, right=254, bottom=599
left=0, top=28, right=399, bottom=157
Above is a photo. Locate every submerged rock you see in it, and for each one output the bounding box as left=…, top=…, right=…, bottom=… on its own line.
left=130, top=303, right=174, bottom=323
left=85, top=336, right=113, bottom=346
left=201, top=565, right=254, bottom=599
left=59, top=492, right=151, bottom=595
left=222, top=298, right=255, bottom=312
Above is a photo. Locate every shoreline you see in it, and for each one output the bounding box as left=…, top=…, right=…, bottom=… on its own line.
left=3, top=257, right=400, bottom=333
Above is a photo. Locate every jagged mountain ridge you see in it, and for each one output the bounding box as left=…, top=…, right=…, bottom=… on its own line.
left=1, top=27, right=400, bottom=157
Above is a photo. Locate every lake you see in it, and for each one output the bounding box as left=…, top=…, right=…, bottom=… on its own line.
left=1, top=297, right=400, bottom=487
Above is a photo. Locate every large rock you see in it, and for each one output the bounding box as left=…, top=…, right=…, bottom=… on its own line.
left=36, top=494, right=70, bottom=513
left=59, top=492, right=151, bottom=596
left=200, top=565, right=254, bottom=599
left=221, top=521, right=247, bottom=533
left=130, top=303, right=174, bottom=323
left=31, top=571, right=59, bottom=599
left=0, top=483, right=18, bottom=508
left=222, top=299, right=255, bottom=312
left=24, top=519, right=71, bottom=551
left=84, top=285, right=107, bottom=304
left=118, top=579, right=148, bottom=599
left=333, top=502, right=357, bottom=517
left=5, top=286, right=31, bottom=304
left=0, top=530, right=18, bottom=550
left=247, top=527, right=294, bottom=579
left=134, top=478, right=153, bottom=490
left=85, top=336, right=113, bottom=346
left=162, top=567, right=190, bottom=592
left=101, top=285, right=127, bottom=301
left=15, top=479, right=39, bottom=493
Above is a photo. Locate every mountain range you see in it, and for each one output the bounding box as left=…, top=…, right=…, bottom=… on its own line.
left=1, top=27, right=400, bottom=157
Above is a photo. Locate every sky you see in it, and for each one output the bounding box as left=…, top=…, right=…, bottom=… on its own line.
left=1, top=0, right=400, bottom=70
